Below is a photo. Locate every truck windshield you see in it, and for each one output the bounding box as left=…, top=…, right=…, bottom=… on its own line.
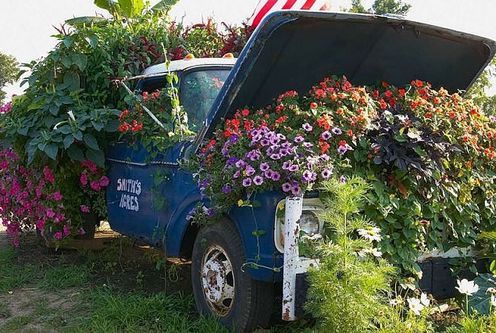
left=180, top=68, right=231, bottom=131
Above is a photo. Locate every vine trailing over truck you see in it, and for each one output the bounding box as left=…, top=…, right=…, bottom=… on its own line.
left=0, top=6, right=252, bottom=245
left=194, top=76, right=496, bottom=274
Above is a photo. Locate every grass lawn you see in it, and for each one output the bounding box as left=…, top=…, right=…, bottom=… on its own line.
left=0, top=228, right=309, bottom=333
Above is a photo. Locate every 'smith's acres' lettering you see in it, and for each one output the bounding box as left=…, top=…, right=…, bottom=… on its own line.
left=116, top=178, right=141, bottom=212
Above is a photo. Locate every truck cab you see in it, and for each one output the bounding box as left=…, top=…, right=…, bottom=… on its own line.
left=106, top=11, right=496, bottom=333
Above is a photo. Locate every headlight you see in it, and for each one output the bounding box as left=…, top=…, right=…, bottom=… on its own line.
left=274, top=198, right=323, bottom=253
left=299, top=211, right=320, bottom=235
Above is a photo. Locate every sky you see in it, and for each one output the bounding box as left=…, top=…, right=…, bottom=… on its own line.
left=1, top=0, right=496, bottom=98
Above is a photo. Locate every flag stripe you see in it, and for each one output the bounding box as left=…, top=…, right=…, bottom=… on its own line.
left=300, top=0, right=317, bottom=10
left=282, top=0, right=298, bottom=9
left=251, top=0, right=279, bottom=28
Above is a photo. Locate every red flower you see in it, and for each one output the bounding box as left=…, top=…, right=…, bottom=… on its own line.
left=241, top=108, right=250, bottom=117
left=319, top=140, right=330, bottom=154
left=275, top=116, right=288, bottom=125
left=398, top=89, right=406, bottom=97
left=316, top=115, right=331, bottom=130
left=347, top=129, right=353, bottom=137
left=310, top=102, right=318, bottom=109
left=379, top=99, right=388, bottom=110
left=424, top=112, right=433, bottom=119
left=385, top=90, right=393, bottom=98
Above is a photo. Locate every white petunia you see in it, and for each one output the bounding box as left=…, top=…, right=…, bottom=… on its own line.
left=456, top=279, right=479, bottom=296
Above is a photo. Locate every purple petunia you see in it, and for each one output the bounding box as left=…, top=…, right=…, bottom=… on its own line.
left=282, top=182, right=292, bottom=192
left=260, top=138, right=270, bottom=146
left=282, top=161, right=292, bottom=170
left=271, top=171, right=281, bottom=181
left=332, top=127, right=342, bottom=135
left=490, top=115, right=496, bottom=122
left=289, top=164, right=299, bottom=172
left=291, top=185, right=301, bottom=196
left=321, top=169, right=332, bottom=179
left=302, top=123, right=313, bottom=132
left=264, top=170, right=274, bottom=179
left=235, top=159, right=246, bottom=169
left=242, top=178, right=252, bottom=187
left=339, top=175, right=347, bottom=183
left=260, top=162, right=270, bottom=171
left=227, top=157, right=239, bottom=166
left=302, top=170, right=317, bottom=182
left=253, top=175, right=264, bottom=186
left=294, top=135, right=304, bottom=143
left=321, top=131, right=332, bottom=140
left=303, top=142, right=313, bottom=148
left=246, top=165, right=256, bottom=176
left=233, top=170, right=241, bottom=179
left=246, top=149, right=261, bottom=161
left=222, top=184, right=232, bottom=194
left=270, top=153, right=282, bottom=160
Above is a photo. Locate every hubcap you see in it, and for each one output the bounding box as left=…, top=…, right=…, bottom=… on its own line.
left=201, top=245, right=235, bottom=316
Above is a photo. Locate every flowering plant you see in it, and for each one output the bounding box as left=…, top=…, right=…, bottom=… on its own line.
left=195, top=75, right=496, bottom=274
left=194, top=76, right=376, bottom=213
left=79, top=159, right=110, bottom=219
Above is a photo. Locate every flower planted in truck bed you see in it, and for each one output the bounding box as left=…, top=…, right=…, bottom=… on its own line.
left=195, top=75, right=496, bottom=274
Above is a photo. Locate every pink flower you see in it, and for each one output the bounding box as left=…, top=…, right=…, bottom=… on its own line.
left=78, top=228, right=86, bottom=236
left=63, top=224, right=71, bottom=237
left=36, top=219, right=45, bottom=231
left=99, top=176, right=110, bottom=187
left=54, top=231, right=63, bottom=240
left=80, top=205, right=90, bottom=213
left=81, top=160, right=97, bottom=173
left=43, top=166, right=55, bottom=184
left=52, top=191, right=63, bottom=202
left=80, top=173, right=88, bottom=186
left=46, top=208, right=56, bottom=218
left=90, top=181, right=101, bottom=192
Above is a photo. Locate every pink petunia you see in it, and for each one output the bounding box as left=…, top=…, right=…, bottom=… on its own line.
left=43, top=166, right=56, bottom=184
left=90, top=181, right=101, bottom=192
left=52, top=191, right=63, bottom=202
left=80, top=173, right=88, bottom=186
left=63, top=224, right=71, bottom=237
left=54, top=231, right=63, bottom=240
left=80, top=205, right=90, bottom=213
left=99, top=176, right=110, bottom=187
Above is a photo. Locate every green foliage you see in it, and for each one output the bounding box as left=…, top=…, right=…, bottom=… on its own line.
left=444, top=314, right=496, bottom=333
left=347, top=0, right=411, bottom=15
left=0, top=52, right=18, bottom=104
left=466, top=274, right=496, bottom=315
left=371, top=0, right=411, bottom=15
left=306, top=177, right=396, bottom=332
left=467, top=56, right=496, bottom=115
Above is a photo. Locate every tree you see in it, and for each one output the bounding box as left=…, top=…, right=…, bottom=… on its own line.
left=0, top=53, right=18, bottom=104
left=467, top=56, right=496, bottom=115
left=347, top=0, right=411, bottom=15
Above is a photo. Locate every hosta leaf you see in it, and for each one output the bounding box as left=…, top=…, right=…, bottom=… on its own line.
left=86, top=148, right=105, bottom=167
left=468, top=273, right=496, bottom=315
left=83, top=133, right=99, bottom=150
left=44, top=144, right=59, bottom=160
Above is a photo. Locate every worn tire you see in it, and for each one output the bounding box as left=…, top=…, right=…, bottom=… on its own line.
left=191, top=220, right=274, bottom=332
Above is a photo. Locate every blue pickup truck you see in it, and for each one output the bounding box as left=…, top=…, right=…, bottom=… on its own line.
left=105, top=11, right=496, bottom=332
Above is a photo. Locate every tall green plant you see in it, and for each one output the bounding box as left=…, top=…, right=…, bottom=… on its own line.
left=305, top=177, right=395, bottom=332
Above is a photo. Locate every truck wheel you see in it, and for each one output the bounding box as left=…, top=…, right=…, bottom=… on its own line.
left=191, top=220, right=274, bottom=332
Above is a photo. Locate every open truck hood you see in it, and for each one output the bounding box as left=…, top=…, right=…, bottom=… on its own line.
left=196, top=11, right=496, bottom=144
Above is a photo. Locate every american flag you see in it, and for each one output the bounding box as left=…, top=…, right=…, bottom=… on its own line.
left=249, top=0, right=331, bottom=28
